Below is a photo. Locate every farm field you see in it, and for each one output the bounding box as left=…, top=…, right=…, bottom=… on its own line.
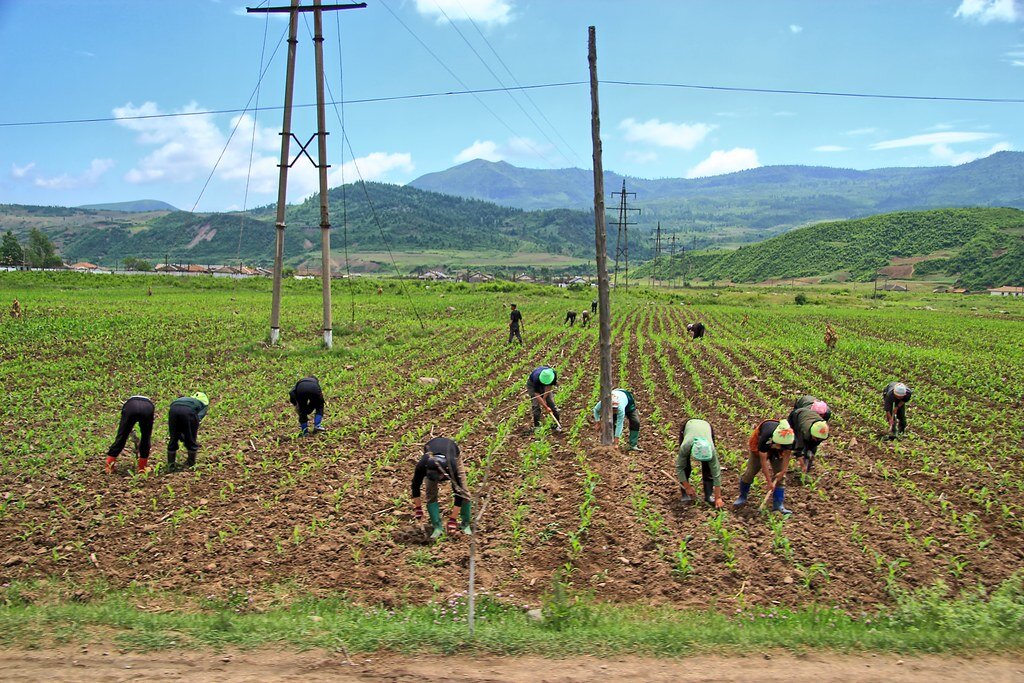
left=0, top=272, right=1023, bottom=649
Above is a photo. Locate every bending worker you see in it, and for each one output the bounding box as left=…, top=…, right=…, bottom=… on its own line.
left=734, top=418, right=796, bottom=514
left=686, top=321, right=706, bottom=339
left=580, top=310, right=591, bottom=328
left=676, top=417, right=724, bottom=508
left=167, top=391, right=209, bottom=471
left=883, top=382, right=912, bottom=438
left=289, top=376, right=326, bottom=436
left=592, top=388, right=642, bottom=451
left=790, top=404, right=829, bottom=474
left=564, top=310, right=577, bottom=326
left=788, top=394, right=832, bottom=424
left=527, top=365, right=561, bottom=432
left=411, top=436, right=472, bottom=539
left=105, top=395, right=155, bottom=474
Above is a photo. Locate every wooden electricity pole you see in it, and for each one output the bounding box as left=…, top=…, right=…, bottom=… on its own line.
left=589, top=26, right=613, bottom=446
left=251, top=0, right=366, bottom=348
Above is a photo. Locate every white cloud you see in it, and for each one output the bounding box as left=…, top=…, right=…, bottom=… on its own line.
left=415, top=0, right=512, bottom=25
left=453, top=137, right=552, bottom=164
left=625, top=151, right=658, bottom=164
left=455, top=140, right=500, bottom=163
left=954, top=0, right=1020, bottom=23
left=10, top=162, right=35, bottom=179
left=845, top=127, right=878, bottom=136
left=33, top=158, right=114, bottom=190
left=773, top=111, right=796, bottom=117
left=930, top=141, right=1012, bottom=164
left=1011, top=59, right=1024, bottom=66
left=789, top=24, right=803, bottom=33
left=813, top=145, right=849, bottom=152
left=331, top=152, right=414, bottom=186
left=686, top=148, right=760, bottom=178
left=871, top=131, right=997, bottom=149
left=619, top=118, right=715, bottom=150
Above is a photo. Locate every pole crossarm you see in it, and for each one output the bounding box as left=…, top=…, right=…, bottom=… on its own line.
left=247, top=3, right=366, bottom=13
left=283, top=132, right=332, bottom=169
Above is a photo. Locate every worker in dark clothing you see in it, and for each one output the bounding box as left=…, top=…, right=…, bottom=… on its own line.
left=580, top=310, right=591, bottom=328
left=106, top=395, right=155, bottom=474
left=676, top=418, right=724, bottom=508
left=508, top=303, right=523, bottom=344
left=734, top=418, right=796, bottom=514
left=564, top=310, right=577, bottom=326
left=289, top=376, right=325, bottom=436
left=686, top=322, right=706, bottom=339
left=788, top=394, right=832, bottom=424
left=411, top=436, right=471, bottom=540
left=167, top=392, right=209, bottom=471
left=592, top=388, right=642, bottom=451
left=883, top=382, right=912, bottom=438
left=527, top=366, right=561, bottom=431
left=790, top=406, right=829, bottom=474
left=591, top=299, right=598, bottom=315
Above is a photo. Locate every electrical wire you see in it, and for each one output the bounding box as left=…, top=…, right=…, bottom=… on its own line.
left=237, top=8, right=274, bottom=268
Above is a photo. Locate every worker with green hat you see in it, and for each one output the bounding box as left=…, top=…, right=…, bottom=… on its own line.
left=527, top=365, right=560, bottom=432
left=735, top=418, right=796, bottom=514
left=167, top=391, right=209, bottom=471
left=676, top=418, right=723, bottom=507
left=790, top=406, right=829, bottom=474
left=591, top=388, right=643, bottom=451
left=411, top=436, right=471, bottom=540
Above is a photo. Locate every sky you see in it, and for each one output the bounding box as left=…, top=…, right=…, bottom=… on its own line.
left=1, top=0, right=1023, bottom=212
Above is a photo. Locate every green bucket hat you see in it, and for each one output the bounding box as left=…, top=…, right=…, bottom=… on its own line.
left=691, top=437, right=714, bottom=462
left=191, top=391, right=209, bottom=406
left=539, top=368, right=555, bottom=385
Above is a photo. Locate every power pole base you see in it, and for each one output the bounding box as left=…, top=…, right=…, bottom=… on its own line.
left=270, top=328, right=281, bottom=345
left=323, top=329, right=333, bottom=349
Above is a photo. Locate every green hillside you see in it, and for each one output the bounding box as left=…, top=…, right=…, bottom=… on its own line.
left=77, top=199, right=178, bottom=212
left=636, top=207, right=1024, bottom=289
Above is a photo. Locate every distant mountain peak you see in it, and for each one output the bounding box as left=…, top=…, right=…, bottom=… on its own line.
left=77, top=199, right=178, bottom=213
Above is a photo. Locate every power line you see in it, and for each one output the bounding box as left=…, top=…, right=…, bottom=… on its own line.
left=4, top=78, right=1023, bottom=130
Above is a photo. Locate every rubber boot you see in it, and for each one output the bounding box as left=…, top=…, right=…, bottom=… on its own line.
left=105, top=456, right=117, bottom=474
left=460, top=502, right=472, bottom=535
left=733, top=481, right=751, bottom=507
left=167, top=452, right=177, bottom=471
left=680, top=484, right=694, bottom=504
left=702, top=478, right=715, bottom=506
left=628, top=430, right=643, bottom=451
left=426, top=502, right=444, bottom=539
left=300, top=421, right=309, bottom=436
left=313, top=414, right=325, bottom=432
left=137, top=457, right=148, bottom=473
left=772, top=487, right=792, bottom=515
left=185, top=450, right=197, bottom=469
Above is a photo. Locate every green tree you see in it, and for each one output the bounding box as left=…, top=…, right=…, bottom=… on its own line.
left=123, top=257, right=153, bottom=271
left=25, top=228, right=62, bottom=268
left=0, top=231, right=24, bottom=267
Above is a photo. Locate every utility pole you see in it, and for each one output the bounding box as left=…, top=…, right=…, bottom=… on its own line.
left=251, top=0, right=366, bottom=348
left=612, top=180, right=640, bottom=288
left=589, top=26, right=613, bottom=447
left=650, top=221, right=662, bottom=288
left=669, top=233, right=676, bottom=288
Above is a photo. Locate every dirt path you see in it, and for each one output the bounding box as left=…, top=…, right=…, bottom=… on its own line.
left=1, top=647, right=1022, bottom=682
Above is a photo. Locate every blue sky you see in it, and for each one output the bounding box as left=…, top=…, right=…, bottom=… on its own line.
left=1, top=0, right=1022, bottom=211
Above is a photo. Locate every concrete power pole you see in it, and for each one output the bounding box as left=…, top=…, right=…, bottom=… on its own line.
left=251, top=0, right=366, bottom=348
left=650, top=221, right=662, bottom=287
left=589, top=26, right=613, bottom=446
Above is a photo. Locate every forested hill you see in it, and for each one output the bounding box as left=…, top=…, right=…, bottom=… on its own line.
left=638, top=207, right=1024, bottom=289
left=1, top=182, right=608, bottom=267
left=408, top=152, right=1024, bottom=237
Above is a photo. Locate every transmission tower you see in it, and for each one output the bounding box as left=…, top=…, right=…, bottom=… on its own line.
left=612, top=180, right=640, bottom=288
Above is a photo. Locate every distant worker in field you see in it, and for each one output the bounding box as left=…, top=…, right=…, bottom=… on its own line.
left=527, top=365, right=561, bottom=432
left=591, top=388, right=642, bottom=451
left=734, top=418, right=796, bottom=514
left=411, top=436, right=471, bottom=540
left=824, top=323, right=838, bottom=350
left=564, top=310, right=577, bottom=326
left=289, top=376, right=325, bottom=436
left=167, top=391, right=209, bottom=471
left=686, top=321, right=706, bottom=339
left=676, top=418, right=724, bottom=508
left=10, top=298, right=21, bottom=319
left=591, top=299, right=598, bottom=315
left=580, top=310, right=591, bottom=328
left=883, top=382, right=912, bottom=439
left=789, top=405, right=830, bottom=474
left=105, top=395, right=155, bottom=474
left=508, top=303, right=523, bottom=344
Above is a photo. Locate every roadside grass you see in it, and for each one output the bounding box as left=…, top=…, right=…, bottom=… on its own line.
left=1, top=575, right=1022, bottom=656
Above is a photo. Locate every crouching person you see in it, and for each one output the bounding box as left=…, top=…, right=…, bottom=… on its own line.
left=676, top=418, right=724, bottom=508
left=289, top=376, right=325, bottom=436
left=167, top=391, right=209, bottom=471
left=411, top=436, right=471, bottom=540
left=735, top=418, right=795, bottom=514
